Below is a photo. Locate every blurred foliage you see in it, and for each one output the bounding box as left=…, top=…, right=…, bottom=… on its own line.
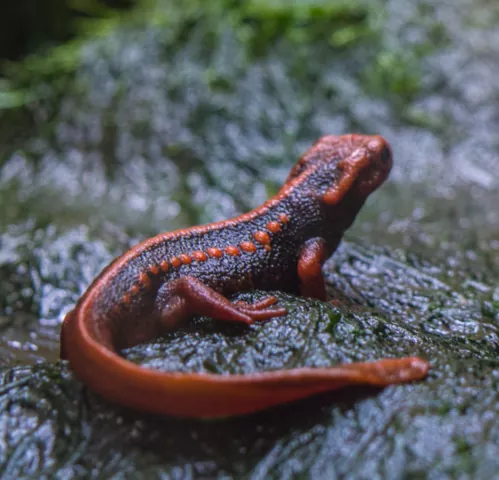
left=0, top=0, right=402, bottom=109
left=232, top=0, right=378, bottom=55
left=363, top=50, right=421, bottom=101
left=0, top=0, right=140, bottom=109
left=0, top=0, right=137, bottom=61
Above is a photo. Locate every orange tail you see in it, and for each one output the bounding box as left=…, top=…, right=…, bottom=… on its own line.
left=61, top=305, right=429, bottom=418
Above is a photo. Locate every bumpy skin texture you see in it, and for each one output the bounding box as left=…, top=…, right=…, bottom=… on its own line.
left=61, top=134, right=429, bottom=418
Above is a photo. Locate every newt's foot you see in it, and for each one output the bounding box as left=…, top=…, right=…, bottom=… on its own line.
left=234, top=295, right=287, bottom=322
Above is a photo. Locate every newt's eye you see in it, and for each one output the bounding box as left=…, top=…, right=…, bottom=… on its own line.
left=379, top=145, right=392, bottom=166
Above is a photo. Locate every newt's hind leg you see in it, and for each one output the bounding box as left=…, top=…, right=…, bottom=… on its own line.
left=156, top=276, right=287, bottom=330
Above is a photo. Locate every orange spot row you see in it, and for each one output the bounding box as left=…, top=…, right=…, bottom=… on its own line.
left=179, top=253, right=192, bottom=265
left=254, top=231, right=271, bottom=245
left=171, top=256, right=181, bottom=268
left=279, top=213, right=289, bottom=224
left=266, top=221, right=281, bottom=233
left=121, top=212, right=291, bottom=307
left=130, top=285, right=140, bottom=296
left=207, top=247, right=223, bottom=258
left=192, top=250, right=207, bottom=262
left=225, top=245, right=240, bottom=256
left=139, top=272, right=151, bottom=289
left=240, top=241, right=257, bottom=253
left=149, top=265, right=160, bottom=275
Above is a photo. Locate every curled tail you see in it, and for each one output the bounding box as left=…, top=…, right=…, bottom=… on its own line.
left=61, top=303, right=429, bottom=418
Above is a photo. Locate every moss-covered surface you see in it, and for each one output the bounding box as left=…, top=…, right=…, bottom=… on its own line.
left=1, top=0, right=498, bottom=477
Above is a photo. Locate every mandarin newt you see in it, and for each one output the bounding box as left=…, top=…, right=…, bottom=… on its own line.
left=60, top=134, right=429, bottom=418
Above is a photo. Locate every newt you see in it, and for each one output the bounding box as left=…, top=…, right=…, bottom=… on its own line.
left=60, top=134, right=429, bottom=418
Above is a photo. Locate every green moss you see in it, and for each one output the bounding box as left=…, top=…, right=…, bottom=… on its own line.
left=402, top=106, right=448, bottom=132
left=324, top=310, right=342, bottom=334
left=1, top=0, right=385, bottom=110
left=0, top=1, right=163, bottom=112
left=363, top=50, right=421, bottom=101
left=234, top=0, right=376, bottom=57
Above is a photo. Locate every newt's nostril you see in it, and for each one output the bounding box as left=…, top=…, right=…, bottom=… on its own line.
left=380, top=145, right=392, bottom=166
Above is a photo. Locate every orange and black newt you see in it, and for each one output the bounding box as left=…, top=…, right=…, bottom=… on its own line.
left=61, top=134, right=429, bottom=418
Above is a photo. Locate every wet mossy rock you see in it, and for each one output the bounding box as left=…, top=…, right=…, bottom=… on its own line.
left=2, top=243, right=499, bottom=477
left=1, top=0, right=499, bottom=477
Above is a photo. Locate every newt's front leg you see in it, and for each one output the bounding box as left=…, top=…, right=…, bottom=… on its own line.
left=296, top=237, right=429, bottom=396
left=298, top=237, right=329, bottom=301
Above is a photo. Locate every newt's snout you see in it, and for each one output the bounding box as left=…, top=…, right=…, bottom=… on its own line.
left=367, top=135, right=392, bottom=175
left=356, top=135, right=393, bottom=196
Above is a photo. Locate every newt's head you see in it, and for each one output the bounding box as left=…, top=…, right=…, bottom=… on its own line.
left=286, top=134, right=392, bottom=205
